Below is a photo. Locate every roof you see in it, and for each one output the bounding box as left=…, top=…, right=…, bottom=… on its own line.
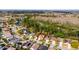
left=37, top=45, right=48, bottom=50
left=31, top=43, right=39, bottom=50
left=7, top=47, right=16, bottom=50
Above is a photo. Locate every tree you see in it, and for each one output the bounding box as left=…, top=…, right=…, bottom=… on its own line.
left=54, top=31, right=65, bottom=38
left=17, top=29, right=23, bottom=35
left=8, top=19, right=15, bottom=26
left=0, top=28, right=2, bottom=32
left=71, top=40, right=79, bottom=49
left=2, top=38, right=8, bottom=44
left=21, top=16, right=31, bottom=28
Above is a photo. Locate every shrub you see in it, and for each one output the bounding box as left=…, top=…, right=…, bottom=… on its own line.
left=71, top=40, right=79, bottom=49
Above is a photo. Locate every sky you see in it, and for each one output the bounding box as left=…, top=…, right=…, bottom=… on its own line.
left=0, top=0, right=79, bottom=10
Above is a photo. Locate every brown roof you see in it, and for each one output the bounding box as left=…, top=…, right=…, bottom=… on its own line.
left=31, top=43, right=39, bottom=50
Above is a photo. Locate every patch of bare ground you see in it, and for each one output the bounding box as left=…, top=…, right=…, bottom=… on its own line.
left=31, top=13, right=79, bottom=26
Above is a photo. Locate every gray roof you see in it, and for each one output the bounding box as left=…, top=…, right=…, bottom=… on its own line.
left=37, top=45, right=48, bottom=50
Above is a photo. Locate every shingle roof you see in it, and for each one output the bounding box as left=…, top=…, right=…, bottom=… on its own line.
left=37, top=45, right=48, bottom=50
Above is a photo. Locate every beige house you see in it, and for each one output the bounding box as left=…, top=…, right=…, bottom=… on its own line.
left=30, top=43, right=39, bottom=50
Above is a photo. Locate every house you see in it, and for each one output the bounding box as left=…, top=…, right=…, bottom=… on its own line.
left=44, top=36, right=49, bottom=40
left=30, top=43, right=40, bottom=50
left=48, top=44, right=55, bottom=50
left=0, top=17, right=7, bottom=28
left=37, top=45, right=48, bottom=50
left=48, top=40, right=56, bottom=50
left=33, top=36, right=38, bottom=41
left=44, top=37, right=50, bottom=47
left=8, top=37, right=20, bottom=44
left=62, top=42, right=71, bottom=50
left=37, top=34, right=45, bottom=40
left=57, top=38, right=63, bottom=49
left=22, top=41, right=34, bottom=49
left=48, top=37, right=57, bottom=50
left=0, top=22, right=4, bottom=28
left=50, top=37, right=57, bottom=46
left=7, top=46, right=16, bottom=50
